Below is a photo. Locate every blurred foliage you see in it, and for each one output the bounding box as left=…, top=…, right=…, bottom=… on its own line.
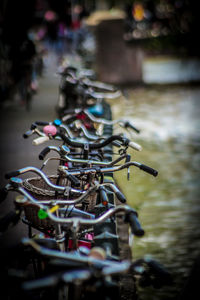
left=112, top=0, right=200, bottom=56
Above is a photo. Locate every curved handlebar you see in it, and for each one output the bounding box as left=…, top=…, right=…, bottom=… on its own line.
left=21, top=239, right=171, bottom=291
left=58, top=160, right=158, bottom=177
left=39, top=145, right=127, bottom=167
left=4, top=167, right=83, bottom=195
left=17, top=187, right=143, bottom=235
left=125, top=211, right=145, bottom=236
left=4, top=176, right=142, bottom=236
left=81, top=110, right=140, bottom=134
left=59, top=132, right=141, bottom=151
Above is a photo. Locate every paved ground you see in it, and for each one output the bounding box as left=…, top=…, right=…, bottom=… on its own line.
left=0, top=51, right=61, bottom=247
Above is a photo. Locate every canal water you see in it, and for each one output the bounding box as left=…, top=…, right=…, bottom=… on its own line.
left=107, top=85, right=200, bottom=300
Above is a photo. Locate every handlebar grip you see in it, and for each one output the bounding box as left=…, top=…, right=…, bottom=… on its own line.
left=0, top=188, right=8, bottom=203
left=126, top=212, right=145, bottom=237
left=23, top=130, right=33, bottom=139
left=32, top=136, right=50, bottom=146
left=66, top=174, right=80, bottom=187
left=63, top=108, right=76, bottom=116
left=99, top=186, right=109, bottom=204
left=0, top=211, right=20, bottom=232
left=128, top=141, right=142, bottom=151
left=125, top=122, right=140, bottom=134
left=39, top=147, right=51, bottom=160
left=139, top=164, right=158, bottom=177
left=115, top=190, right=126, bottom=203
left=35, top=121, right=50, bottom=126
left=59, top=133, right=128, bottom=150
left=5, top=170, right=20, bottom=179
left=59, top=132, right=84, bottom=148
left=146, top=258, right=172, bottom=284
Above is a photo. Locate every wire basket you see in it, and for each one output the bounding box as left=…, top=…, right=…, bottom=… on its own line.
left=22, top=175, right=97, bottom=230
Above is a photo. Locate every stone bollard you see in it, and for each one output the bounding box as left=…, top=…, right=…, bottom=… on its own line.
left=94, top=18, right=144, bottom=84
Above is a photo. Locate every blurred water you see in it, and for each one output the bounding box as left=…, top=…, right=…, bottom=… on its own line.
left=108, top=85, right=200, bottom=300
left=142, top=58, right=200, bottom=84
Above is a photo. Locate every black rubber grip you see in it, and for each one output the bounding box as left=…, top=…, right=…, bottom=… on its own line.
left=66, top=174, right=80, bottom=187
left=59, top=132, right=84, bottom=148
left=0, top=211, right=20, bottom=232
left=5, top=170, right=20, bottom=179
left=23, top=130, right=33, bottom=138
left=139, top=164, right=158, bottom=177
left=90, top=136, right=128, bottom=149
left=125, top=121, right=140, bottom=134
left=0, top=188, right=8, bottom=204
left=126, top=212, right=145, bottom=237
left=39, top=147, right=51, bottom=160
left=147, top=259, right=172, bottom=280
left=35, top=121, right=50, bottom=126
left=30, top=123, right=37, bottom=130
left=115, top=191, right=126, bottom=203
left=63, top=108, right=77, bottom=115
left=99, top=186, right=109, bottom=204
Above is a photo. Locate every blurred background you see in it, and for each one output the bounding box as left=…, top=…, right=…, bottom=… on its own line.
left=1, top=1, right=200, bottom=300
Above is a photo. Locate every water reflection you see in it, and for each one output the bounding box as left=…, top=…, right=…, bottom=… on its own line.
left=108, top=85, right=200, bottom=299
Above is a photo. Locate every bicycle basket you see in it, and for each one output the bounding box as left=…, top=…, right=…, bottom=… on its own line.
left=22, top=175, right=97, bottom=229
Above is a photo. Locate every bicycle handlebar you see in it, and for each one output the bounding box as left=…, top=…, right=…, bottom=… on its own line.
left=4, top=167, right=83, bottom=195
left=18, top=185, right=143, bottom=234
left=4, top=178, right=141, bottom=235
left=23, top=129, right=35, bottom=139
left=39, top=146, right=51, bottom=159
left=29, top=125, right=141, bottom=150
left=38, top=147, right=157, bottom=177
left=4, top=167, right=127, bottom=205
left=23, top=269, right=92, bottom=291
left=22, top=238, right=171, bottom=284
left=59, top=132, right=141, bottom=151
left=81, top=77, right=118, bottom=92
left=58, top=160, right=158, bottom=177
left=62, top=108, right=140, bottom=134
left=21, top=242, right=172, bottom=291
left=35, top=121, right=50, bottom=126
left=123, top=121, right=140, bottom=134
left=80, top=110, right=141, bottom=134
left=125, top=211, right=144, bottom=236
left=38, top=145, right=122, bottom=167
left=22, top=238, right=132, bottom=278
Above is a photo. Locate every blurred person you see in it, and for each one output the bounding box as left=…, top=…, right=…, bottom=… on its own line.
left=9, top=33, right=37, bottom=104
left=69, top=3, right=89, bottom=53
left=43, top=9, right=59, bottom=51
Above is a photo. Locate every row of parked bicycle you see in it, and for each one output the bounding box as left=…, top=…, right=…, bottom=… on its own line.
left=0, top=64, right=172, bottom=299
